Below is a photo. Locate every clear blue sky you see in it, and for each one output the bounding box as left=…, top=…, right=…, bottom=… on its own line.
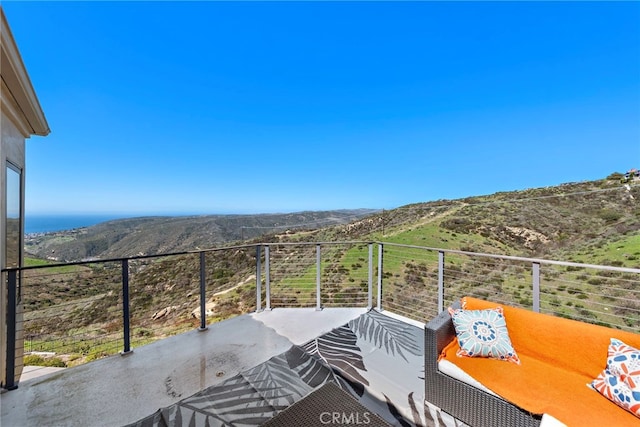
left=4, top=1, right=640, bottom=215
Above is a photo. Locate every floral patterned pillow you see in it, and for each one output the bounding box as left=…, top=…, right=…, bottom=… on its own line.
left=589, top=338, right=640, bottom=418
left=448, top=307, right=520, bottom=364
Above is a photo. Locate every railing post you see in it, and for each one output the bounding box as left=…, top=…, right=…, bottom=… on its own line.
left=377, top=243, right=383, bottom=311
left=256, top=245, right=262, bottom=312
left=532, top=262, right=540, bottom=313
left=438, top=251, right=445, bottom=313
left=265, top=245, right=271, bottom=310
left=316, top=244, right=322, bottom=311
left=367, top=243, right=373, bottom=309
left=121, top=260, right=132, bottom=355
left=198, top=252, right=208, bottom=331
left=5, top=270, right=18, bottom=390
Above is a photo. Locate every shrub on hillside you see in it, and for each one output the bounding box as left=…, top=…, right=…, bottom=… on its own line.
left=598, top=209, right=622, bottom=223
left=441, top=217, right=475, bottom=234
left=606, top=172, right=624, bottom=182
left=24, top=354, right=67, bottom=368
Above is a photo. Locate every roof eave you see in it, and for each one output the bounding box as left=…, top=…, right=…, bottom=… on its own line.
left=1, top=7, right=50, bottom=138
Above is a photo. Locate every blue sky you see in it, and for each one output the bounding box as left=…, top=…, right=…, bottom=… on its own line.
left=4, top=1, right=640, bottom=215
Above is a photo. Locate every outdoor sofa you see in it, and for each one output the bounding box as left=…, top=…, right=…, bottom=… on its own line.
left=425, top=296, right=640, bottom=427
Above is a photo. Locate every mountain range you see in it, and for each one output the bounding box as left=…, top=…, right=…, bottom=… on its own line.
left=26, top=172, right=639, bottom=268
left=25, top=209, right=380, bottom=262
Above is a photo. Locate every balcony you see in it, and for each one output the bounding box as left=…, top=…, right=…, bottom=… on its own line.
left=2, top=241, right=639, bottom=426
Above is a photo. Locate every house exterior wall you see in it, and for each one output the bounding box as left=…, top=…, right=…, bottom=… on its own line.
left=0, top=110, right=26, bottom=388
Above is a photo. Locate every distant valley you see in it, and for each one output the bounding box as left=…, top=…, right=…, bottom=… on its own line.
left=25, top=209, right=380, bottom=262
left=25, top=172, right=640, bottom=268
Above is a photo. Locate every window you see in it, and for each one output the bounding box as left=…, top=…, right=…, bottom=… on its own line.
left=5, top=162, right=22, bottom=298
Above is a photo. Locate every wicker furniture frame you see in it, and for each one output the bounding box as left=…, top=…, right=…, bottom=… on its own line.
left=424, top=302, right=542, bottom=427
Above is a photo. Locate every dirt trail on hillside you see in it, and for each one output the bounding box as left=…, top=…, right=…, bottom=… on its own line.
left=384, top=205, right=465, bottom=237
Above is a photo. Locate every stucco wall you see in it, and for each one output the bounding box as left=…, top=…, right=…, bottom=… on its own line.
left=1, top=109, right=26, bottom=166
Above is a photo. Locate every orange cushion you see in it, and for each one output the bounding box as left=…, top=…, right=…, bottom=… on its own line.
left=440, top=297, right=640, bottom=426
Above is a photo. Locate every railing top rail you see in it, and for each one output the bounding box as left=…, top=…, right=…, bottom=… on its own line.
left=6, top=240, right=640, bottom=275
left=260, top=241, right=373, bottom=247
left=2, top=243, right=261, bottom=272
left=377, top=241, right=640, bottom=274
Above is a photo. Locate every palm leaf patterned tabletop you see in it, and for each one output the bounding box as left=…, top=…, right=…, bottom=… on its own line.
left=127, top=310, right=466, bottom=427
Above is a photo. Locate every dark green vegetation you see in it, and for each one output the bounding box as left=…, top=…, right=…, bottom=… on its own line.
left=22, top=174, right=640, bottom=366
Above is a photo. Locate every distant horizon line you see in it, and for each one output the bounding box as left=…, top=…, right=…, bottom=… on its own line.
left=25, top=208, right=384, bottom=218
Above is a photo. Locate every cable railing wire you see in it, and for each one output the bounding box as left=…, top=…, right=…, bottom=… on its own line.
left=3, top=240, right=639, bottom=390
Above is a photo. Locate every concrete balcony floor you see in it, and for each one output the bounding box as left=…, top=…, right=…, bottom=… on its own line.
left=1, top=308, right=369, bottom=427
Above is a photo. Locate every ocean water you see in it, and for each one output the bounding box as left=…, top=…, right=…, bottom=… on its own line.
left=25, top=214, right=128, bottom=234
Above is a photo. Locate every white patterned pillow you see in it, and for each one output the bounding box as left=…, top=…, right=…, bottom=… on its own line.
left=589, top=338, right=640, bottom=418
left=448, top=307, right=520, bottom=364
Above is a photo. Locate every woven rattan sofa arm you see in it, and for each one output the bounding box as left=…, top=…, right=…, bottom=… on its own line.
left=424, top=302, right=541, bottom=427
left=426, top=301, right=459, bottom=357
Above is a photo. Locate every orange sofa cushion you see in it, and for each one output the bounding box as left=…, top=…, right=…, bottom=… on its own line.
left=440, top=296, right=640, bottom=426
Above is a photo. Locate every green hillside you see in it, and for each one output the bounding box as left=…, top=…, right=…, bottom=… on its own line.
left=22, top=173, right=640, bottom=366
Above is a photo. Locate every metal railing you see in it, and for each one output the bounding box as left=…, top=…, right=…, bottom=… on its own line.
left=377, top=243, right=640, bottom=329
left=259, top=242, right=374, bottom=310
left=3, top=241, right=639, bottom=390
